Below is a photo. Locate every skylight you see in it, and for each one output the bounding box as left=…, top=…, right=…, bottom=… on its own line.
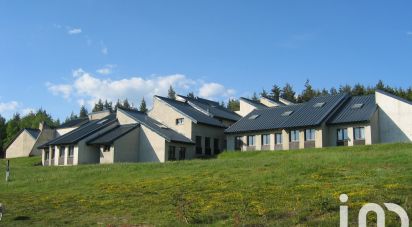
left=97, top=119, right=108, bottom=124
left=351, top=103, right=364, bottom=109
left=249, top=114, right=260, bottom=120
left=155, top=122, right=169, bottom=129
left=313, top=102, right=326, bottom=108
left=282, top=111, right=293, bottom=116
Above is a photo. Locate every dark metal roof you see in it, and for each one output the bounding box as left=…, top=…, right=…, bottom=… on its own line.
left=240, top=97, right=268, bottom=109
left=87, top=124, right=139, bottom=145
left=38, top=114, right=117, bottom=148
left=180, top=95, right=241, bottom=122
left=327, top=95, right=377, bottom=125
left=58, top=117, right=89, bottom=129
left=119, top=108, right=194, bottom=144
left=279, top=93, right=349, bottom=128
left=225, top=93, right=350, bottom=134
left=155, top=96, right=226, bottom=128
left=225, top=104, right=304, bottom=134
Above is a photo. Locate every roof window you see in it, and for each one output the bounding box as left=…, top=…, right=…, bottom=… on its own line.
left=97, top=119, right=108, bottom=124
left=313, top=102, right=326, bottom=108
left=282, top=111, right=293, bottom=116
left=248, top=114, right=260, bottom=120
left=351, top=103, right=364, bottom=109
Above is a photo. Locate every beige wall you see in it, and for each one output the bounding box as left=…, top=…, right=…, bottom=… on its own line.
left=259, top=97, right=280, bottom=107
left=191, top=123, right=225, bottom=155
left=226, top=130, right=283, bottom=152
left=236, top=99, right=258, bottom=117
left=99, top=145, right=114, bottom=164
left=88, top=110, right=111, bottom=120
left=6, top=130, right=37, bottom=159
left=327, top=123, right=374, bottom=147
left=113, top=128, right=139, bottom=162
left=117, top=110, right=138, bottom=125
left=376, top=91, right=412, bottom=143
left=57, top=127, right=77, bottom=136
left=138, top=124, right=167, bottom=162
left=165, top=142, right=195, bottom=161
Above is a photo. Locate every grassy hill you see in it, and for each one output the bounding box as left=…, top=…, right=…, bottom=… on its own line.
left=0, top=143, right=411, bottom=226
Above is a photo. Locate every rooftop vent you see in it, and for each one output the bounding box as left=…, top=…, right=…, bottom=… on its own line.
left=248, top=114, right=260, bottom=120
left=313, top=102, right=326, bottom=108
left=351, top=103, right=364, bottom=109
left=282, top=111, right=293, bottom=116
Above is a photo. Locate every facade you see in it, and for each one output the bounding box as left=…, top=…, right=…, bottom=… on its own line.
left=226, top=91, right=412, bottom=151
left=236, top=97, right=292, bottom=117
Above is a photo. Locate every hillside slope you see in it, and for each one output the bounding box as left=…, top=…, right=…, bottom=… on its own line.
left=0, top=143, right=411, bottom=226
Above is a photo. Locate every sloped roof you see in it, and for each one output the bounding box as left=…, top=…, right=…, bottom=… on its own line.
left=58, top=117, right=89, bottom=129
left=38, top=114, right=117, bottom=148
left=5, top=128, right=41, bottom=150
left=328, top=94, right=377, bottom=125
left=240, top=97, right=268, bottom=109
left=119, top=108, right=194, bottom=144
left=225, top=93, right=350, bottom=134
left=155, top=96, right=226, bottom=128
left=87, top=124, right=139, bottom=145
left=179, top=95, right=241, bottom=122
left=225, top=104, right=304, bottom=134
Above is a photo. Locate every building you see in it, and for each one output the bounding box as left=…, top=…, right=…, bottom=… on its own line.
left=225, top=90, right=412, bottom=151
left=236, top=96, right=292, bottom=117
left=5, top=122, right=55, bottom=159
left=149, top=95, right=239, bottom=156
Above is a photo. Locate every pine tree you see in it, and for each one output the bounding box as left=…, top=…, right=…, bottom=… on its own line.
left=5, top=113, right=21, bottom=146
left=187, top=92, right=195, bottom=98
left=79, top=105, right=88, bottom=118
left=376, top=80, right=385, bottom=91
left=0, top=114, right=6, bottom=155
left=92, top=99, right=104, bottom=112
left=168, top=85, right=176, bottom=99
left=103, top=100, right=113, bottom=112
left=352, top=84, right=366, bottom=96
left=227, top=99, right=240, bottom=111
left=251, top=92, right=259, bottom=101
left=260, top=89, right=268, bottom=98
left=281, top=83, right=296, bottom=103
left=298, top=80, right=316, bottom=102
left=114, top=99, right=122, bottom=111
left=123, top=99, right=131, bottom=110
left=339, top=84, right=352, bottom=94
left=139, top=98, right=148, bottom=113
left=270, top=84, right=281, bottom=101
left=330, top=87, right=338, bottom=95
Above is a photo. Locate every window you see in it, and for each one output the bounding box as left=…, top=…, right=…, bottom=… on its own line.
left=313, top=102, right=325, bottom=108
left=68, top=146, right=74, bottom=157
left=305, top=129, right=316, bottom=141
left=51, top=148, right=55, bottom=159
left=195, top=136, right=202, bottom=154
left=290, top=130, right=300, bottom=142
left=168, top=146, right=176, bottom=160
left=337, top=128, right=348, bottom=141
left=262, top=134, right=270, bottom=145
left=282, top=111, right=293, bottom=116
left=97, top=119, right=108, bottom=125
left=235, top=136, right=242, bottom=150
left=214, top=138, right=220, bottom=153
left=247, top=135, right=256, bottom=146
left=176, top=118, right=184, bottom=125
left=354, top=127, right=365, bottom=140
left=45, top=151, right=49, bottom=160
left=351, top=103, right=364, bottom=109
left=249, top=114, right=260, bottom=120
left=179, top=147, right=186, bottom=160
left=103, top=145, right=111, bottom=152
left=275, top=133, right=282, bottom=145
left=59, top=146, right=65, bottom=157
left=205, top=137, right=211, bottom=155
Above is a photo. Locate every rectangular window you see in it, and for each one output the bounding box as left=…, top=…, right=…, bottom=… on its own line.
left=235, top=136, right=242, bottom=150
left=305, top=129, right=316, bottom=141
left=213, top=138, right=220, bottom=153
left=59, top=146, right=65, bottom=157
left=68, top=146, right=74, bottom=157
left=337, top=128, right=348, bottom=141
left=290, top=130, right=300, bottom=142
left=247, top=135, right=256, bottom=146
left=354, top=127, right=365, bottom=140
left=168, top=146, right=176, bottom=161
left=195, top=136, right=202, bottom=154
left=275, top=133, right=282, bottom=144
left=179, top=147, right=186, bottom=160
left=175, top=118, right=184, bottom=125
left=51, top=148, right=55, bottom=159
left=205, top=137, right=211, bottom=155
left=262, top=134, right=270, bottom=145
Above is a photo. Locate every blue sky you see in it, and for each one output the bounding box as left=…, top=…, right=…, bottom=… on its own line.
left=1, top=0, right=412, bottom=120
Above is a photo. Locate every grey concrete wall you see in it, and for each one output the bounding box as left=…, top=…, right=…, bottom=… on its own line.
left=114, top=128, right=139, bottom=162
left=138, top=124, right=166, bottom=162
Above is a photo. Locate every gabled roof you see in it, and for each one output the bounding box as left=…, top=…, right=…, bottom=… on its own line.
left=155, top=96, right=226, bottom=128
left=5, top=128, right=41, bottom=150
left=179, top=95, right=241, bottom=122
left=225, top=93, right=350, bottom=134
left=87, top=124, right=139, bottom=145
left=240, top=97, right=268, bottom=109
left=119, top=108, right=194, bottom=144
left=58, top=117, right=89, bottom=129
left=38, top=114, right=117, bottom=148
left=225, top=104, right=304, bottom=134
left=328, top=94, right=377, bottom=125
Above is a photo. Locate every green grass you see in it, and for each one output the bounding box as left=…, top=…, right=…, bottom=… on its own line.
left=0, top=143, right=411, bottom=226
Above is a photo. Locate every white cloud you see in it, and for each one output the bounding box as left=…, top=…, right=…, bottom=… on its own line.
left=101, top=47, right=108, bottom=55
left=198, top=82, right=236, bottom=100
left=96, top=65, right=116, bottom=75
left=68, top=28, right=82, bottom=35
left=0, top=101, right=19, bottom=114
left=22, top=108, right=36, bottom=115
left=46, top=82, right=73, bottom=99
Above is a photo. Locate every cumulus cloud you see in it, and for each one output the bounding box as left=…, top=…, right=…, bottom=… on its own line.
left=67, top=28, right=82, bottom=35
left=0, top=101, right=19, bottom=114
left=45, top=69, right=235, bottom=109
left=96, top=65, right=115, bottom=75
left=199, top=82, right=236, bottom=100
